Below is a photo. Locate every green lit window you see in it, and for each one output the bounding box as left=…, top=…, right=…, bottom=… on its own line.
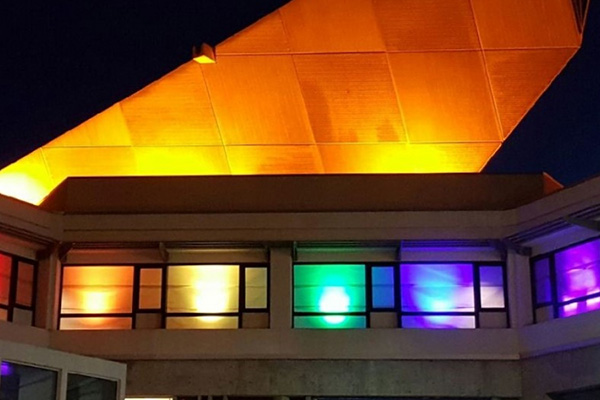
left=294, top=264, right=367, bottom=329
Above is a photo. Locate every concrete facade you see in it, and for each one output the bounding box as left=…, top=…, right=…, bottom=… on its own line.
left=1, top=174, right=600, bottom=399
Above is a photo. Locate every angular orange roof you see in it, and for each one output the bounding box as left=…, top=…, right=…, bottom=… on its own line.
left=0, top=0, right=586, bottom=205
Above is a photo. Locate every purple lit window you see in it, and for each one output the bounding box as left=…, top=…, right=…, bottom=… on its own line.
left=555, top=239, right=600, bottom=317
left=555, top=240, right=600, bottom=301
left=533, top=238, right=600, bottom=322
left=401, top=263, right=474, bottom=313
left=402, top=315, right=476, bottom=329
left=479, top=266, right=505, bottom=308
left=533, top=258, right=552, bottom=304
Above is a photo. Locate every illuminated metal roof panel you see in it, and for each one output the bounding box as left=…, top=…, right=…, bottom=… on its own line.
left=0, top=0, right=584, bottom=205
left=120, top=63, right=222, bottom=146
left=293, top=53, right=406, bottom=144
left=486, top=48, right=578, bottom=137
left=279, top=0, right=385, bottom=53
left=389, top=51, right=502, bottom=143
left=201, top=55, right=315, bottom=145
left=373, top=0, right=480, bottom=51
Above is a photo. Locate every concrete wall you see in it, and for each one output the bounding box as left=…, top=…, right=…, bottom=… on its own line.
left=522, top=343, right=600, bottom=400
left=126, top=359, right=522, bottom=398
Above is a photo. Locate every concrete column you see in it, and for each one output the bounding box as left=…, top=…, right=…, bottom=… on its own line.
left=35, top=247, right=61, bottom=330
left=269, top=246, right=292, bottom=330
left=507, top=251, right=533, bottom=328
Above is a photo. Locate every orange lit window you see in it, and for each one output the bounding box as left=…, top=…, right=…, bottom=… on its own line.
left=0, top=252, right=37, bottom=326
left=60, top=266, right=134, bottom=330
left=59, top=264, right=268, bottom=330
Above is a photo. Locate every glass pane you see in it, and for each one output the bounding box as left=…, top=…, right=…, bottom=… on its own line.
left=12, top=308, right=33, bottom=326
left=245, top=267, right=267, bottom=309
left=371, top=266, right=395, bottom=309
left=241, top=312, right=269, bottom=328
left=479, top=266, right=505, bottom=308
left=294, top=315, right=366, bottom=329
left=139, top=268, right=162, bottom=309
left=166, top=316, right=238, bottom=329
left=61, top=266, right=134, bottom=314
left=135, top=313, right=162, bottom=329
left=402, top=315, right=475, bottom=329
left=294, top=264, right=366, bottom=313
left=0, top=361, right=58, bottom=400
left=401, top=264, right=474, bottom=312
left=167, top=265, right=239, bottom=314
left=478, top=311, right=508, bottom=328
left=533, top=257, right=552, bottom=304
left=60, top=317, right=132, bottom=330
left=67, top=373, right=118, bottom=400
left=0, top=254, right=11, bottom=305
left=560, top=296, right=600, bottom=318
left=555, top=239, right=600, bottom=311
left=16, top=262, right=34, bottom=307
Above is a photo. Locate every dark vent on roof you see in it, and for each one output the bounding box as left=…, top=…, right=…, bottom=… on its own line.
left=571, top=0, right=590, bottom=32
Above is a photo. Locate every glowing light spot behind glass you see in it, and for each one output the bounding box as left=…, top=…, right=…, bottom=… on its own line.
left=555, top=239, right=600, bottom=317
left=401, top=263, right=474, bottom=315
left=294, top=264, right=366, bottom=329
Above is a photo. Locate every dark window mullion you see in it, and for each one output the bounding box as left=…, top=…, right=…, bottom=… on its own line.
left=7, top=257, right=18, bottom=321
left=550, top=255, right=560, bottom=319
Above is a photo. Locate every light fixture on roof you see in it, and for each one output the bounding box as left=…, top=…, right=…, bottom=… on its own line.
left=193, top=43, right=216, bottom=64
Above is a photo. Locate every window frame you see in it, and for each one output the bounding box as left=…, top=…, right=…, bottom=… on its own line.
left=58, top=263, right=270, bottom=330
left=531, top=236, right=600, bottom=323
left=292, top=261, right=509, bottom=329
left=0, top=250, right=38, bottom=326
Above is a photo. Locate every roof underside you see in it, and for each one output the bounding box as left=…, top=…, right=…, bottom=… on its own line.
left=0, top=0, right=584, bottom=205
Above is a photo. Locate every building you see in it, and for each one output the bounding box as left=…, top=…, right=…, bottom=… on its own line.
left=0, top=1, right=598, bottom=399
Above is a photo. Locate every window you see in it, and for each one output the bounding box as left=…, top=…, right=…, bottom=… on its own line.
left=532, top=237, right=600, bottom=322
left=0, top=252, right=36, bottom=326
left=0, top=361, right=58, bottom=400
left=59, top=264, right=268, bottom=330
left=293, top=263, right=508, bottom=329
left=67, top=373, right=117, bottom=400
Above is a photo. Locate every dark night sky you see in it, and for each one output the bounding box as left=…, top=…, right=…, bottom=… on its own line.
left=1, top=1, right=599, bottom=186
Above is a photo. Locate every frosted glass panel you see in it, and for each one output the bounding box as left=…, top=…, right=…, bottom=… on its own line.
left=555, top=239, right=600, bottom=309
left=245, top=267, right=267, bottom=309
left=402, top=315, right=475, bottom=329
left=533, top=257, right=552, bottom=304
left=401, top=264, right=474, bottom=312
left=167, top=265, right=239, bottom=314
left=60, top=317, right=132, bottom=330
left=0, top=254, right=11, bottom=305
left=479, top=266, right=505, bottom=308
left=16, top=262, right=34, bottom=307
left=61, top=266, right=134, bottom=314
left=139, top=268, right=162, bottom=309
left=166, top=316, right=238, bottom=329
left=294, top=264, right=366, bottom=313
left=294, top=315, right=366, bottom=329
left=372, top=266, right=395, bottom=309
left=560, top=297, right=600, bottom=318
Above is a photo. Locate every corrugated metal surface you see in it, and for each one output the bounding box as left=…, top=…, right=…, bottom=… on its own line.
left=0, top=0, right=583, bottom=205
